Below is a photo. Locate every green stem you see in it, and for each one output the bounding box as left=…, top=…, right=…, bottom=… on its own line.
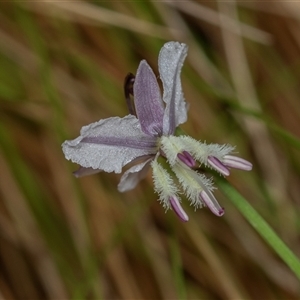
left=217, top=178, right=300, bottom=281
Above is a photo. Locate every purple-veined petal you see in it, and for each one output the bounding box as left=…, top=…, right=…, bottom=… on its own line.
left=158, top=41, right=188, bottom=135
left=200, top=190, right=224, bottom=217
left=118, top=157, right=153, bottom=192
left=223, top=155, right=253, bottom=171
left=170, top=196, right=189, bottom=222
left=62, top=115, right=157, bottom=174
left=134, top=60, right=164, bottom=136
left=73, top=167, right=102, bottom=178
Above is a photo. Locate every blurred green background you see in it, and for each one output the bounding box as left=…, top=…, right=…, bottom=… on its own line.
left=0, top=1, right=300, bottom=299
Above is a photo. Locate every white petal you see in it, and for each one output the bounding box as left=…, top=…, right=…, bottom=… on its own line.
left=62, top=115, right=157, bottom=173
left=158, top=41, right=188, bottom=134
left=118, top=158, right=153, bottom=192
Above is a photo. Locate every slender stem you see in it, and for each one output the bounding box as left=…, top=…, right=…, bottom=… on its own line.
left=217, top=178, right=300, bottom=281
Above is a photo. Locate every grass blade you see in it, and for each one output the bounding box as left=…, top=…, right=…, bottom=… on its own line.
left=218, top=178, right=300, bottom=281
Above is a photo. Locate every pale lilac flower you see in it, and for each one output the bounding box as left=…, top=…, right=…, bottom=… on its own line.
left=62, top=41, right=252, bottom=222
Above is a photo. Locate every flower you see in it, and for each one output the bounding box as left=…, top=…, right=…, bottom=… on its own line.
left=62, top=41, right=252, bottom=222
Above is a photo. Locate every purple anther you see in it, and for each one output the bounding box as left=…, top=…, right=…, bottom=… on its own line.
left=208, top=156, right=230, bottom=176
left=170, top=196, right=189, bottom=222
left=177, top=151, right=196, bottom=168
left=200, top=190, right=225, bottom=217
left=223, top=155, right=252, bottom=171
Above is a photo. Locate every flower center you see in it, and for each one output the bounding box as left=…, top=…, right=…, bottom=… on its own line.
left=159, top=135, right=190, bottom=166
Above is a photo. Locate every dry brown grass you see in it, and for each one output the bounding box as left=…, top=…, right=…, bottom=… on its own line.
left=0, top=1, right=299, bottom=299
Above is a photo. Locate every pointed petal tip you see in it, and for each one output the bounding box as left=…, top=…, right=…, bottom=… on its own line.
left=208, top=156, right=230, bottom=176
left=73, top=167, right=102, bottom=178
left=218, top=207, right=225, bottom=217
left=200, top=190, right=224, bottom=217
left=170, top=196, right=189, bottom=222
left=73, top=171, right=80, bottom=178
left=223, top=155, right=253, bottom=171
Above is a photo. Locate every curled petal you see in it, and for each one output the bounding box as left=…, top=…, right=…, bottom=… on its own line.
left=134, top=60, right=164, bottom=136
left=118, top=157, right=153, bottom=192
left=208, top=156, right=230, bottom=176
left=158, top=41, right=188, bottom=135
left=170, top=196, right=189, bottom=222
left=62, top=115, right=157, bottom=173
left=200, top=190, right=225, bottom=217
left=223, top=155, right=253, bottom=171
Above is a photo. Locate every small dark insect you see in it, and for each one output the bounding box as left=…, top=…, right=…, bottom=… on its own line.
left=124, top=72, right=136, bottom=116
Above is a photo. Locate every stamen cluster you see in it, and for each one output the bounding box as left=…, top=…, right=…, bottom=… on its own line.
left=150, top=135, right=251, bottom=221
